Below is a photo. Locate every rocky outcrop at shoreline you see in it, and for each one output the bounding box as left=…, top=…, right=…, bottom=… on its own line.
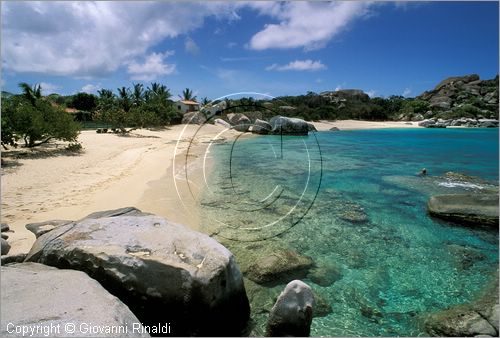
left=418, top=117, right=499, bottom=128
left=23, top=207, right=250, bottom=336
left=427, top=193, right=499, bottom=227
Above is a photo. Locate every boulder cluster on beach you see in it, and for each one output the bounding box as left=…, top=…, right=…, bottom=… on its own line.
left=0, top=207, right=318, bottom=337
left=185, top=111, right=314, bottom=136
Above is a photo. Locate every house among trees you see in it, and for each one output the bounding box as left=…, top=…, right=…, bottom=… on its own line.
left=176, top=100, right=200, bottom=114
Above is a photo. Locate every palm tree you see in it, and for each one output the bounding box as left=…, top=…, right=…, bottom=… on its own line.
left=97, top=89, right=114, bottom=100
left=201, top=97, right=210, bottom=106
left=132, top=83, right=144, bottom=106
left=18, top=82, right=42, bottom=105
left=146, top=82, right=171, bottom=103
left=179, top=88, right=197, bottom=101
left=117, top=87, right=131, bottom=112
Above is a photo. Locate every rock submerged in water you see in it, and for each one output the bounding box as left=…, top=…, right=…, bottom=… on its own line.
left=424, top=270, right=499, bottom=336
left=25, top=208, right=250, bottom=336
left=266, top=280, right=315, bottom=337
left=244, top=249, right=314, bottom=285
left=427, top=193, right=499, bottom=227
left=1, top=262, right=148, bottom=337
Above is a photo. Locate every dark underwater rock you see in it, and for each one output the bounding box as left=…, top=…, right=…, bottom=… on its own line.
left=424, top=270, right=499, bottom=336
left=244, top=249, right=314, bottom=285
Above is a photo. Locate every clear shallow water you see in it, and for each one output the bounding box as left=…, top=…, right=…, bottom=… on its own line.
left=200, top=128, right=499, bottom=336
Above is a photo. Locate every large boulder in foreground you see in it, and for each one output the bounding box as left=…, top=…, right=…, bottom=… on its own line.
left=266, top=280, right=315, bottom=337
left=424, top=270, right=499, bottom=336
left=25, top=209, right=250, bottom=336
left=1, top=263, right=148, bottom=337
left=427, top=193, right=499, bottom=227
left=270, top=116, right=309, bottom=135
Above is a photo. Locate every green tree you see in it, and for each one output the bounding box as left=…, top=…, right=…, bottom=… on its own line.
left=69, top=92, right=98, bottom=111
left=132, top=83, right=144, bottom=106
left=18, top=82, right=42, bottom=105
left=179, top=88, right=197, bottom=101
left=1, top=92, right=80, bottom=148
left=117, top=87, right=132, bottom=112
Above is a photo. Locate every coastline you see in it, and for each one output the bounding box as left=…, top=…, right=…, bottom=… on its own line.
left=311, top=119, right=423, bottom=131
left=1, top=119, right=418, bottom=255
left=0, top=124, right=240, bottom=255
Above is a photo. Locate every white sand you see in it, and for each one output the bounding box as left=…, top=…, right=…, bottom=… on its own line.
left=1, top=124, right=240, bottom=255
left=311, top=119, right=422, bottom=131
left=1, top=119, right=420, bottom=255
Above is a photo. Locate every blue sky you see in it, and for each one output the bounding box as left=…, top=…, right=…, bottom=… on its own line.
left=1, top=1, right=498, bottom=100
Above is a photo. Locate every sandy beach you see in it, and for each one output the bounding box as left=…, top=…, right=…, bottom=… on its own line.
left=311, top=119, right=422, bottom=131
left=1, top=120, right=420, bottom=255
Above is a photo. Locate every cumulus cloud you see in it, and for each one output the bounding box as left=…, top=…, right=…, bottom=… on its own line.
left=249, top=2, right=372, bottom=50
left=1, top=2, right=241, bottom=77
left=266, top=60, right=326, bottom=72
left=402, top=88, right=412, bottom=97
left=39, top=82, right=59, bottom=95
left=185, top=37, right=200, bottom=55
left=127, top=51, right=176, bottom=81
left=81, top=83, right=101, bottom=94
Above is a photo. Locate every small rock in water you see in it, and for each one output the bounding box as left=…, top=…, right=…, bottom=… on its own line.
left=308, top=260, right=342, bottom=287
left=1, top=233, right=8, bottom=240
left=311, top=289, right=333, bottom=318
left=244, top=249, right=314, bottom=285
left=266, top=280, right=315, bottom=337
left=447, top=244, right=486, bottom=270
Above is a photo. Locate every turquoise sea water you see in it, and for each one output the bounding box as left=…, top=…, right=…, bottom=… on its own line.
left=200, top=128, right=499, bottom=336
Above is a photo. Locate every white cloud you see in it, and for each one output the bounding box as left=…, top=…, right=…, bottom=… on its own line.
left=335, top=85, right=343, bottom=91
left=402, top=88, right=412, bottom=97
left=127, top=51, right=176, bottom=81
left=226, top=42, right=237, bottom=49
left=185, top=37, right=200, bottom=55
left=249, top=2, right=372, bottom=50
left=81, top=83, right=101, bottom=94
left=266, top=60, right=326, bottom=72
left=39, top=82, right=59, bottom=95
left=366, top=90, right=376, bottom=98
left=1, top=2, right=242, bottom=77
